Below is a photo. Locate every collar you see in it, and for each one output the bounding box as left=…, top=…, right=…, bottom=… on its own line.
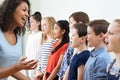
left=90, top=46, right=105, bottom=57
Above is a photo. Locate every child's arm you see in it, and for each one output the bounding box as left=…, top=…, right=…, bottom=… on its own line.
left=63, top=66, right=70, bottom=80
left=77, top=64, right=84, bottom=80
left=42, top=71, right=46, bottom=80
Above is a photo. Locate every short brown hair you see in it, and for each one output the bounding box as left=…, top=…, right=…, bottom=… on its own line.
left=69, top=11, right=89, bottom=24
left=88, top=19, right=109, bottom=35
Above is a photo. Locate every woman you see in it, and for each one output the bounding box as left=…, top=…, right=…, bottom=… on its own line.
left=0, top=0, right=38, bottom=79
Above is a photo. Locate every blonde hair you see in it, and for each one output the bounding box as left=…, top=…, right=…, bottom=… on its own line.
left=114, top=19, right=120, bottom=25
left=41, top=17, right=56, bottom=44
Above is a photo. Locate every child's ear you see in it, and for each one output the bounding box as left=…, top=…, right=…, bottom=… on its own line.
left=37, top=21, right=40, bottom=26
left=99, top=33, right=104, bottom=40
left=81, top=36, right=86, bottom=43
left=62, top=29, right=65, bottom=34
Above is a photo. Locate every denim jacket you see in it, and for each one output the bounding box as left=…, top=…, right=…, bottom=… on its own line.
left=84, top=46, right=111, bottom=80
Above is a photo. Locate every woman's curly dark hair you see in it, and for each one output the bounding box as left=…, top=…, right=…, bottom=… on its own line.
left=0, top=0, right=30, bottom=35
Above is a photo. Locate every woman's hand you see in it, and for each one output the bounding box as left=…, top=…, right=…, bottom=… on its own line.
left=15, top=56, right=38, bottom=70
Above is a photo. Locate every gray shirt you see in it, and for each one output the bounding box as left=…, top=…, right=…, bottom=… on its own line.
left=84, top=46, right=111, bottom=80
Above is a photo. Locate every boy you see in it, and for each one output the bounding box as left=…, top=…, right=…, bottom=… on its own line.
left=84, top=19, right=111, bottom=80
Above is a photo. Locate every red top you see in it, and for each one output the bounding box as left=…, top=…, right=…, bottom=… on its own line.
left=46, top=41, right=69, bottom=73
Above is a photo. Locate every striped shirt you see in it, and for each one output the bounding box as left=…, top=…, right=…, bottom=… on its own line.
left=38, top=39, right=56, bottom=73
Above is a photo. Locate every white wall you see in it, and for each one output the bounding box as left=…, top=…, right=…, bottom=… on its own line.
left=30, top=0, right=120, bottom=22
left=0, top=0, right=4, bottom=5
left=1, top=0, right=119, bottom=22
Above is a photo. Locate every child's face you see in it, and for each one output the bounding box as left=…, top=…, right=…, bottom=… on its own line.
left=104, top=21, right=120, bottom=53
left=30, top=16, right=40, bottom=31
left=71, top=28, right=81, bottom=48
left=87, top=26, right=101, bottom=48
left=53, top=24, right=64, bottom=39
left=41, top=19, right=50, bottom=35
left=69, top=17, right=77, bottom=40
left=69, top=17, right=77, bottom=29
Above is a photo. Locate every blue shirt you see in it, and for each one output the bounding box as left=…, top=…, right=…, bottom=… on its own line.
left=84, top=46, right=111, bottom=80
left=0, top=29, right=22, bottom=80
left=68, top=50, right=90, bottom=80
left=57, top=44, right=74, bottom=78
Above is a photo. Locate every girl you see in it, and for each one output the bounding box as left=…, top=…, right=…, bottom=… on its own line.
left=34, top=17, right=56, bottom=80
left=105, top=19, right=120, bottom=80
left=25, top=11, right=42, bottom=79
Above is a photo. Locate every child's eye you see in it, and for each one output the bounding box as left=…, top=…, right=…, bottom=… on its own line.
left=23, top=9, right=26, bottom=11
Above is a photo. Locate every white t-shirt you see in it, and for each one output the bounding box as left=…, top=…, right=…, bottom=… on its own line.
left=25, top=31, right=42, bottom=60
left=25, top=31, right=42, bottom=79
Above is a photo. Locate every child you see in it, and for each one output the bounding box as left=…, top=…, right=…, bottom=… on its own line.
left=84, top=19, right=111, bottom=80
left=65, top=23, right=90, bottom=80
left=25, top=12, right=42, bottom=79
left=104, top=19, right=120, bottom=80
left=34, top=17, right=56, bottom=80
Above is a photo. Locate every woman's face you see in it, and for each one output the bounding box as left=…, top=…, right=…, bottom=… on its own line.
left=30, top=16, right=40, bottom=31
left=104, top=21, right=120, bottom=53
left=14, top=2, right=29, bottom=27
